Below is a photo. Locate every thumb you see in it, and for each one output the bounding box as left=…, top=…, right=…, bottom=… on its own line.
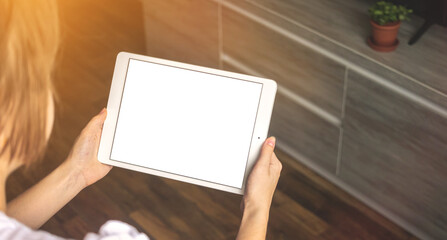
left=91, top=108, right=107, bottom=150
left=257, top=136, right=276, bottom=165
left=85, top=108, right=107, bottom=137
left=97, top=108, right=107, bottom=123
left=91, top=108, right=107, bottom=128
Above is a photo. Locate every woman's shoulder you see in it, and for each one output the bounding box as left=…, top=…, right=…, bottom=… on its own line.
left=0, top=211, right=66, bottom=240
left=0, top=212, right=149, bottom=240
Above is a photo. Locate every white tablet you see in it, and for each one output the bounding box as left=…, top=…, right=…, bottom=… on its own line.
left=98, top=52, right=277, bottom=194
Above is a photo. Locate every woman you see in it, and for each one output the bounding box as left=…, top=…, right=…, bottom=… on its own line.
left=0, top=0, right=282, bottom=239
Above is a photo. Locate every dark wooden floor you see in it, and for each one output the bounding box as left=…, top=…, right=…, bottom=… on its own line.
left=6, top=0, right=417, bottom=239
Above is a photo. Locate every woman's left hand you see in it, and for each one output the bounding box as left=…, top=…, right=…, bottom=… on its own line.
left=65, top=108, right=112, bottom=188
left=7, top=108, right=113, bottom=229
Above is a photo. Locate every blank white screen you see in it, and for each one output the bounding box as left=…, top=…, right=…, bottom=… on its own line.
left=110, top=59, right=262, bottom=188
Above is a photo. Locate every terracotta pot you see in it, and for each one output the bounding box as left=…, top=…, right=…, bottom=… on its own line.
left=370, top=20, right=401, bottom=46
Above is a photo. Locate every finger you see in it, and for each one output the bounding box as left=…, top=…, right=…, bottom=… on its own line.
left=94, top=108, right=107, bottom=140
left=84, top=108, right=107, bottom=149
left=94, top=108, right=107, bottom=126
left=257, top=136, right=276, bottom=165
left=85, top=108, right=107, bottom=131
left=271, top=152, right=280, bottom=164
left=271, top=153, right=282, bottom=172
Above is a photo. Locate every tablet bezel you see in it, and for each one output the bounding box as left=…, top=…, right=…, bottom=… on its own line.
left=98, top=52, right=277, bottom=195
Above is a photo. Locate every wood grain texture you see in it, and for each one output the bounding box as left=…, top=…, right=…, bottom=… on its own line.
left=272, top=97, right=341, bottom=174
left=222, top=63, right=340, bottom=173
left=220, top=2, right=447, bottom=239
left=4, top=0, right=416, bottom=239
left=340, top=70, right=447, bottom=240
left=142, top=0, right=219, bottom=68
left=222, top=6, right=345, bottom=118
left=269, top=92, right=340, bottom=174
left=222, top=0, right=447, bottom=111
left=245, top=0, right=447, bottom=95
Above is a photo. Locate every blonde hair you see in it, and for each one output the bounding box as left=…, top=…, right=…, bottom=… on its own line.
left=0, top=0, right=59, bottom=165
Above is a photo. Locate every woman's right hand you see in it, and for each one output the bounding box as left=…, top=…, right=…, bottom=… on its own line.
left=236, top=137, right=282, bottom=240
left=242, top=136, right=282, bottom=213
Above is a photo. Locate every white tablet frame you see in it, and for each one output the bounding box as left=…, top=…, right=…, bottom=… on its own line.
left=98, top=52, right=277, bottom=195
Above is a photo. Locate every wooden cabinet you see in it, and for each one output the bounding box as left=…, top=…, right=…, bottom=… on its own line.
left=270, top=94, right=340, bottom=173
left=141, top=0, right=447, bottom=238
left=223, top=64, right=340, bottom=173
left=222, top=6, right=345, bottom=118
left=221, top=5, right=345, bottom=173
left=246, top=0, right=447, bottom=94
left=141, top=0, right=219, bottom=68
left=340, top=70, right=447, bottom=239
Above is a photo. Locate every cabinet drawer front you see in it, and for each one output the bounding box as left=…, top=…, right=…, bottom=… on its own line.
left=244, top=0, right=447, bottom=95
left=340, top=71, right=447, bottom=240
left=222, top=64, right=340, bottom=173
left=270, top=94, right=340, bottom=173
left=222, top=6, right=345, bottom=118
left=142, top=0, right=219, bottom=68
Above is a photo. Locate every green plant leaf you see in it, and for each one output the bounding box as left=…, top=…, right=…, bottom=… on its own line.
left=369, top=1, right=412, bottom=25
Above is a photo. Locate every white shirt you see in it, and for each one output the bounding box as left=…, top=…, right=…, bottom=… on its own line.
left=0, top=212, right=149, bottom=240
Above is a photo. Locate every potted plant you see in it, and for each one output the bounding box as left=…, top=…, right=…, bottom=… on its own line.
left=368, top=1, right=412, bottom=52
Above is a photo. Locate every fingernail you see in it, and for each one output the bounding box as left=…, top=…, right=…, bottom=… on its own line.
left=100, top=108, right=106, bottom=114
left=267, top=137, right=276, bottom=147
